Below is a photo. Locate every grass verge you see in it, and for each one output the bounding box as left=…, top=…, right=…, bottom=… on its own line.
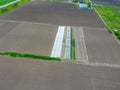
left=0, top=52, right=61, bottom=61
left=70, top=29, right=76, bottom=60
left=94, top=5, right=120, bottom=40
left=0, top=0, right=16, bottom=6
left=71, top=38, right=76, bottom=60
left=0, top=0, right=30, bottom=15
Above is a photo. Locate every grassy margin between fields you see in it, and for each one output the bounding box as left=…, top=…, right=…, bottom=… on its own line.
left=0, top=0, right=16, bottom=6
left=0, top=52, right=61, bottom=61
left=0, top=0, right=30, bottom=15
left=71, top=38, right=76, bottom=60
left=70, top=28, right=76, bottom=60
left=94, top=5, right=120, bottom=40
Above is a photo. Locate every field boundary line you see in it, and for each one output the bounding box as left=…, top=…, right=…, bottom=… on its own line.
left=78, top=27, right=89, bottom=62
left=61, top=61, right=120, bottom=68
left=0, top=19, right=60, bottom=26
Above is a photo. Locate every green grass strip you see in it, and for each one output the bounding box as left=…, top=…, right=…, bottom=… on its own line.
left=71, top=38, right=76, bottom=60
left=0, top=52, right=61, bottom=61
left=0, top=0, right=16, bottom=6
left=70, top=29, right=76, bottom=60
left=0, top=0, right=30, bottom=15
left=94, top=7, right=111, bottom=31
left=94, top=5, right=120, bottom=40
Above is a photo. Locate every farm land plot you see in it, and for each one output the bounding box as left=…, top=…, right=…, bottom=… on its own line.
left=0, top=1, right=104, bottom=27
left=0, top=21, right=58, bottom=57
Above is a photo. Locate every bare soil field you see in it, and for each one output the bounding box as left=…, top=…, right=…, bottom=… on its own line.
left=91, top=0, right=120, bottom=6
left=0, top=1, right=104, bottom=27
left=83, top=27, right=120, bottom=64
left=0, top=21, right=58, bottom=56
left=0, top=56, right=120, bottom=90
left=0, top=1, right=120, bottom=90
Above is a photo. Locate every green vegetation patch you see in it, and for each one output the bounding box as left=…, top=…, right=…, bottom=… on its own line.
left=94, top=5, right=120, bottom=40
left=0, top=0, right=30, bottom=15
left=70, top=29, right=76, bottom=60
left=71, top=38, right=76, bottom=60
left=0, top=0, right=16, bottom=6
left=0, top=52, right=61, bottom=61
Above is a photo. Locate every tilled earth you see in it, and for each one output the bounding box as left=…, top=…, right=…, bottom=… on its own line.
left=0, top=1, right=104, bottom=27
left=1, top=57, right=120, bottom=90
left=0, top=21, right=58, bottom=56
left=0, top=1, right=120, bottom=90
